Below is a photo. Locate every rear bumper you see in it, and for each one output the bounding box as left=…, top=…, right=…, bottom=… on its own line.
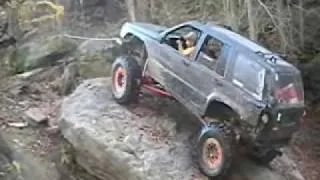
left=255, top=106, right=304, bottom=148
left=256, top=123, right=299, bottom=148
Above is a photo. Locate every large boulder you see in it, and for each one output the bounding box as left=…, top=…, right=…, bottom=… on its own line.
left=75, top=39, right=121, bottom=79
left=60, top=78, right=287, bottom=180
left=10, top=35, right=77, bottom=73
left=0, top=133, right=61, bottom=180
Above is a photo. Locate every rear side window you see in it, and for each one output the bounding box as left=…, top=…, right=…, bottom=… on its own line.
left=274, top=72, right=304, bottom=105
left=196, top=35, right=228, bottom=76
left=231, top=53, right=266, bottom=100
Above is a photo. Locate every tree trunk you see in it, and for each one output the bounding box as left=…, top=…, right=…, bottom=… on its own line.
left=229, top=0, right=236, bottom=29
left=246, top=0, right=256, bottom=40
left=276, top=0, right=287, bottom=52
left=299, top=0, right=304, bottom=49
left=286, top=0, right=294, bottom=49
left=200, top=0, right=206, bottom=20
left=5, top=3, right=22, bottom=39
left=150, top=0, right=156, bottom=22
left=223, top=0, right=229, bottom=24
left=126, top=0, right=136, bottom=22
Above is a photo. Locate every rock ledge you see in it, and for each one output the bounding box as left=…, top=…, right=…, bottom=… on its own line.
left=60, top=78, right=286, bottom=180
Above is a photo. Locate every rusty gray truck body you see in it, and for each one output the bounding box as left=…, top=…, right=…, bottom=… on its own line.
left=115, top=20, right=305, bottom=177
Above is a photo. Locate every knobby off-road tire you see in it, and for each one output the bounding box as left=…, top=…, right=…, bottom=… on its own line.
left=198, top=123, right=235, bottom=179
left=111, top=56, right=142, bottom=104
left=121, top=35, right=147, bottom=67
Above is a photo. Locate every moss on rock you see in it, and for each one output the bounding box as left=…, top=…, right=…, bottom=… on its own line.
left=10, top=35, right=77, bottom=74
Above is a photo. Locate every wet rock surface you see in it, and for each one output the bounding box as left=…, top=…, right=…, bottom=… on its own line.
left=10, top=35, right=77, bottom=74
left=75, top=39, right=121, bottom=79
left=60, top=78, right=286, bottom=180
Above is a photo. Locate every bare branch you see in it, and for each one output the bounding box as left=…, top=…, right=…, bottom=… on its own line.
left=256, top=0, right=288, bottom=52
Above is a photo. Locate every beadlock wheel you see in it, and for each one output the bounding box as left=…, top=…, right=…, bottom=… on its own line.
left=198, top=123, right=234, bottom=178
left=111, top=56, right=141, bottom=104
left=202, top=138, right=224, bottom=171
left=112, top=66, right=127, bottom=98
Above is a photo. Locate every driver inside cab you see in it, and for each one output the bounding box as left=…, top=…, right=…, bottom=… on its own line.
left=177, top=31, right=197, bottom=58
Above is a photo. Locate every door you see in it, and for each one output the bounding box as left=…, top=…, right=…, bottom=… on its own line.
left=147, top=25, right=204, bottom=111
left=184, top=34, right=232, bottom=111
left=225, top=50, right=267, bottom=125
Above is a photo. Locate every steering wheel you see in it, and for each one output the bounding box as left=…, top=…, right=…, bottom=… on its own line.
left=165, top=34, right=187, bottom=49
left=177, top=36, right=187, bottom=49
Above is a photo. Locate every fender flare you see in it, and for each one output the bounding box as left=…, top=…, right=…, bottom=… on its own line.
left=203, top=93, right=245, bottom=121
left=198, top=125, right=215, bottom=142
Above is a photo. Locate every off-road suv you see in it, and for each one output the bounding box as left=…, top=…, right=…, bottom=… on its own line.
left=110, top=21, right=305, bottom=178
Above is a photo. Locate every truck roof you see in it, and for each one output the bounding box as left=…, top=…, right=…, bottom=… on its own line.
left=187, top=21, right=300, bottom=73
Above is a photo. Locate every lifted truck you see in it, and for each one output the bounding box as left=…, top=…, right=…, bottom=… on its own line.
left=110, top=20, right=305, bottom=178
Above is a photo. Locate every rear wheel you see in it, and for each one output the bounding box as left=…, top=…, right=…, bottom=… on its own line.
left=111, top=56, right=141, bottom=104
left=198, top=122, right=234, bottom=178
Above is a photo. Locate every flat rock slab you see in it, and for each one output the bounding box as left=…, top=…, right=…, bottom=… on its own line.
left=24, top=108, right=48, bottom=125
left=60, top=78, right=286, bottom=180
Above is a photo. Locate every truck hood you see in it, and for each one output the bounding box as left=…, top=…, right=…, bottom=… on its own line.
left=131, top=22, right=167, bottom=39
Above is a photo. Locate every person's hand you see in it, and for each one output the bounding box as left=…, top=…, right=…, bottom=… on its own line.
left=176, top=39, right=184, bottom=50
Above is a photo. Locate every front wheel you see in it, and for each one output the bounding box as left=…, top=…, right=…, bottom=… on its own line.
left=111, top=56, right=141, bottom=104
left=198, top=123, right=234, bottom=178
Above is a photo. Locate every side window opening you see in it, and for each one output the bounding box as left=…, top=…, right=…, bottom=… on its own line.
left=197, top=35, right=224, bottom=72
left=163, top=26, right=201, bottom=59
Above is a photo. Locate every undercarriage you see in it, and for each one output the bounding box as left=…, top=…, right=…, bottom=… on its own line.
left=140, top=76, right=173, bottom=98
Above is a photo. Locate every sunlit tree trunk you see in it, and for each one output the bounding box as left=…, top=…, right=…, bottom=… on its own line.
left=223, top=0, right=238, bottom=31
left=246, top=0, right=256, bottom=40
left=126, top=0, right=136, bottom=21
left=276, top=0, right=287, bottom=52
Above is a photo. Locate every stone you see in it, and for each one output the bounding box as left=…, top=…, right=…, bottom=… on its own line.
left=78, top=60, right=112, bottom=79
left=272, top=152, right=305, bottom=180
left=46, top=126, right=60, bottom=135
left=77, top=39, right=108, bottom=57
left=16, top=68, right=44, bottom=79
left=24, top=108, right=48, bottom=125
left=76, top=39, right=121, bottom=62
left=0, top=133, right=60, bottom=180
left=0, top=133, right=13, bottom=162
left=7, top=122, right=29, bottom=128
left=10, top=35, right=77, bottom=74
left=0, top=47, right=14, bottom=78
left=74, top=39, right=121, bottom=79
left=60, top=62, right=80, bottom=95
left=60, top=78, right=287, bottom=180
